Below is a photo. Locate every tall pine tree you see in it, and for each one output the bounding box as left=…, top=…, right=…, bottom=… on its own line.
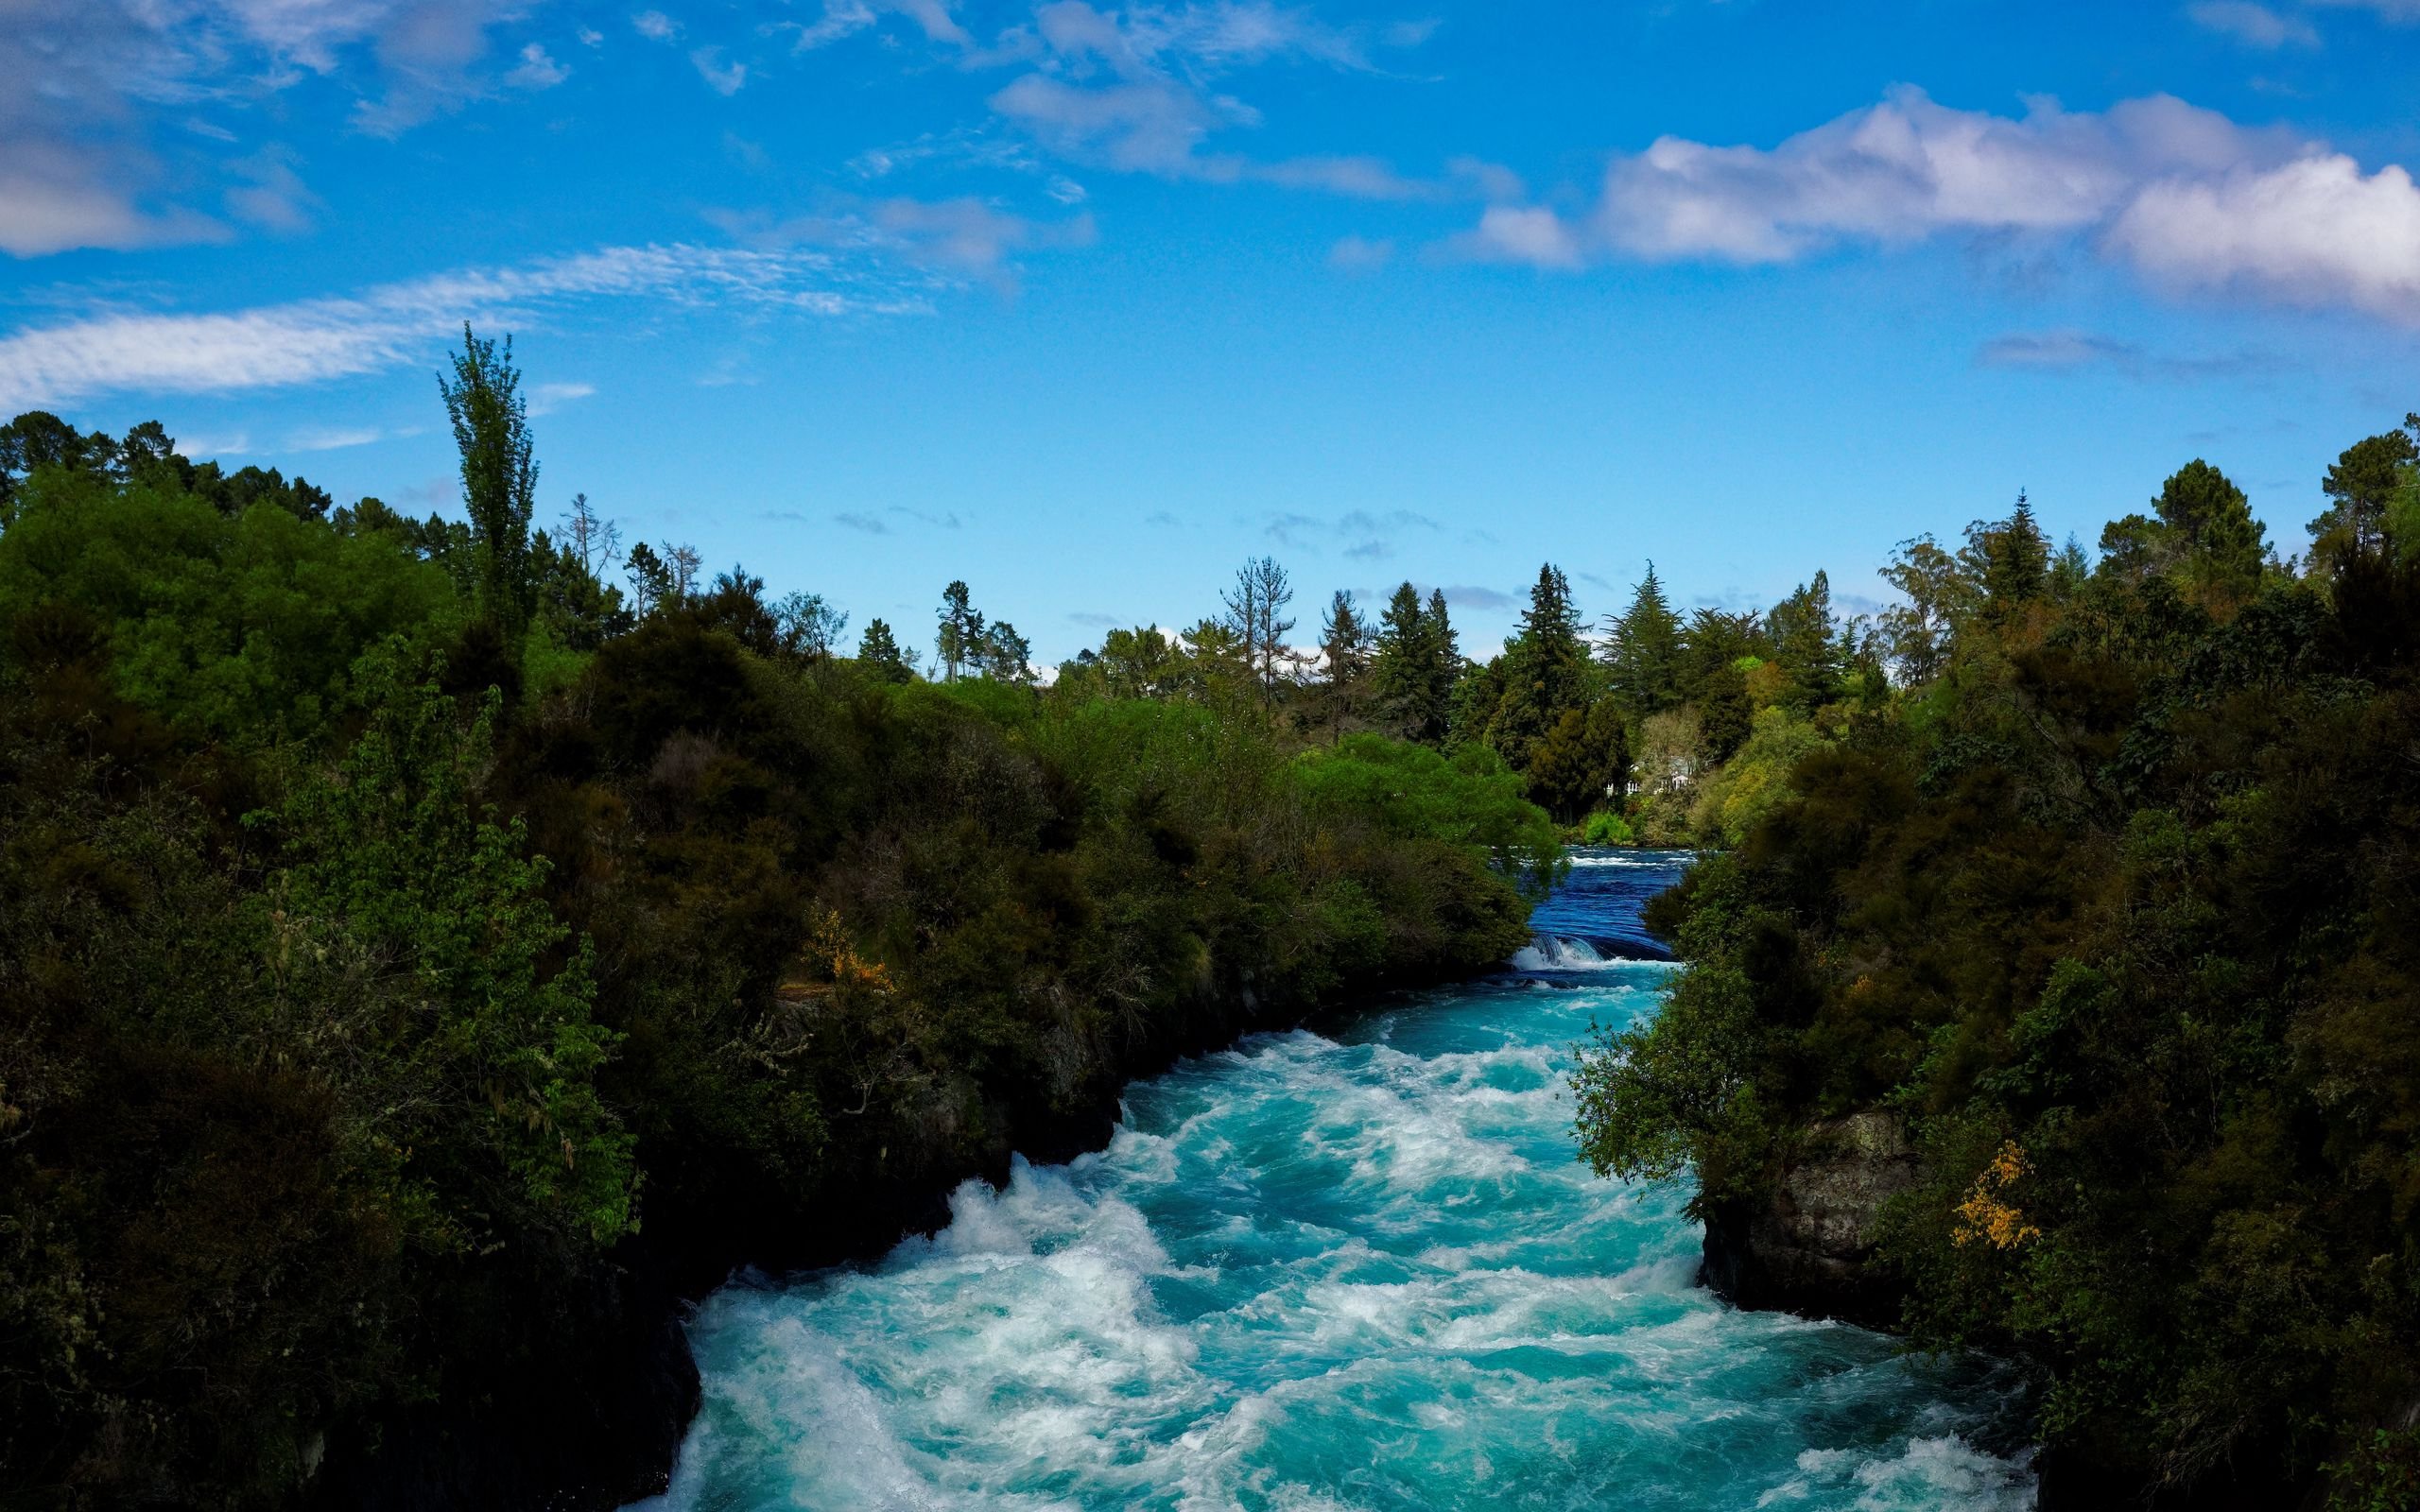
left=1487, top=563, right=1591, bottom=768
left=1603, top=563, right=1683, bottom=717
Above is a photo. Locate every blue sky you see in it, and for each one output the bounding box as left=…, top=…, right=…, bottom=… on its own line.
left=6, top=0, right=2420, bottom=659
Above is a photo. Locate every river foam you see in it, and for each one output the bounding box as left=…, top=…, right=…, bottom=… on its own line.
left=634, top=851, right=2033, bottom=1511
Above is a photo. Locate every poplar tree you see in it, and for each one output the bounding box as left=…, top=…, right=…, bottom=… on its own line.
left=439, top=326, right=538, bottom=633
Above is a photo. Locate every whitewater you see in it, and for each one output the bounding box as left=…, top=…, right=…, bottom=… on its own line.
left=634, top=850, right=2036, bottom=1511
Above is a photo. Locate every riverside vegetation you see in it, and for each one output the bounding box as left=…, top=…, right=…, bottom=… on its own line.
left=0, top=332, right=1560, bottom=1507
left=6, top=321, right=2416, bottom=1509
left=1574, top=421, right=2420, bottom=1508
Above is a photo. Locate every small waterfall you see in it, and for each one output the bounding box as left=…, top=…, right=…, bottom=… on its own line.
left=1510, top=934, right=1617, bottom=971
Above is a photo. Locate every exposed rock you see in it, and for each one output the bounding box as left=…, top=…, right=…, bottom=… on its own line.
left=1700, top=1109, right=1923, bottom=1330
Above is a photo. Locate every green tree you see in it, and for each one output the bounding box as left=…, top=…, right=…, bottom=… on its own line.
left=1966, top=490, right=2048, bottom=621
left=2309, top=421, right=2419, bottom=574
left=978, top=620, right=1034, bottom=684
left=856, top=617, right=917, bottom=682
left=1526, top=699, right=1632, bottom=823
left=624, top=541, right=675, bottom=613
left=1486, top=563, right=1592, bottom=767
left=1878, top=535, right=1976, bottom=686
left=1220, top=556, right=1298, bottom=704
left=1765, top=570, right=1842, bottom=713
left=1372, top=585, right=1461, bottom=745
left=936, top=580, right=985, bottom=680
left=272, top=650, right=635, bottom=1243
left=438, top=326, right=539, bottom=633
left=1321, top=589, right=1370, bottom=685
left=1603, top=563, right=1684, bottom=716
left=2154, top=459, right=2267, bottom=611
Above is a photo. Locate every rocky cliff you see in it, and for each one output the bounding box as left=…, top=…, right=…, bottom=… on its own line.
left=1698, top=1109, right=1923, bottom=1332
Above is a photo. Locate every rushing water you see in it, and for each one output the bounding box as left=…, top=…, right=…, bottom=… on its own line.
left=637, top=850, right=2035, bottom=1512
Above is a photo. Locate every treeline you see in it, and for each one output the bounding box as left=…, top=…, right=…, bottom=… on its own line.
left=1573, top=418, right=2420, bottom=1505
left=0, top=335, right=1558, bottom=1507
left=1058, top=554, right=1887, bottom=854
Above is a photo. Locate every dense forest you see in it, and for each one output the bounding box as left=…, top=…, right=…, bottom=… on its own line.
left=0, top=333, right=1564, bottom=1507
left=10, top=320, right=2417, bottom=1511
left=1575, top=419, right=2420, bottom=1507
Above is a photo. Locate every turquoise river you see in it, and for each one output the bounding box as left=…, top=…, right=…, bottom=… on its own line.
left=634, top=850, right=2037, bottom=1511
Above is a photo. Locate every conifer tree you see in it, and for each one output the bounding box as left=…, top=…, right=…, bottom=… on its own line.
left=1603, top=563, right=1684, bottom=716
left=856, top=618, right=916, bottom=682
left=1767, top=570, right=1841, bottom=712
left=1488, top=564, right=1591, bottom=766
left=936, top=580, right=984, bottom=680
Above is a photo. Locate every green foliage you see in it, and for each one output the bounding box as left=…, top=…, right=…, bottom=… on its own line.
left=1685, top=706, right=1831, bottom=848
left=1581, top=808, right=1636, bottom=845
left=269, top=650, right=636, bottom=1245
left=1484, top=563, right=1593, bottom=765
left=1526, top=698, right=1631, bottom=823
left=1573, top=422, right=2420, bottom=1504
left=0, top=464, right=458, bottom=744
left=440, top=325, right=540, bottom=631
left=1603, top=563, right=1685, bottom=716
left=1293, top=733, right=1564, bottom=890
left=0, top=403, right=1552, bottom=1504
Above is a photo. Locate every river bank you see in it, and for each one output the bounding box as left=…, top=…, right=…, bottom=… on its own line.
left=624, top=849, right=2035, bottom=1511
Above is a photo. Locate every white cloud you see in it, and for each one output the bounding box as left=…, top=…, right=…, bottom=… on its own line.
left=1255, top=155, right=1429, bottom=198
left=690, top=46, right=747, bottom=94
left=784, top=0, right=971, bottom=51
left=506, top=43, right=570, bottom=88
left=989, top=74, right=1220, bottom=172
left=222, top=146, right=320, bottom=232
left=2109, top=152, right=2420, bottom=319
left=0, top=0, right=574, bottom=251
left=1446, top=204, right=1583, bottom=268
left=1590, top=90, right=2290, bottom=263
left=0, top=244, right=903, bottom=411
left=1444, top=86, right=2420, bottom=322
left=2187, top=1, right=2322, bottom=47
left=632, top=9, right=679, bottom=41
left=981, top=1, right=1429, bottom=184
left=527, top=381, right=596, bottom=414
left=285, top=424, right=390, bottom=451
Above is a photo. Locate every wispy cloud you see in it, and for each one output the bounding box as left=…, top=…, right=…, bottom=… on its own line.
left=710, top=196, right=1096, bottom=280
left=779, top=0, right=972, bottom=51
left=1443, top=87, right=2420, bottom=323
left=981, top=1, right=1441, bottom=194
left=0, top=244, right=917, bottom=411
left=834, top=511, right=890, bottom=533
left=0, top=0, right=596, bottom=256
left=1328, top=234, right=1394, bottom=271
left=2189, top=1, right=2323, bottom=47
left=1979, top=328, right=2289, bottom=381
left=284, top=425, right=389, bottom=452
left=1261, top=507, right=1440, bottom=553
left=690, top=45, right=747, bottom=94
left=506, top=42, right=572, bottom=88
left=528, top=380, right=596, bottom=414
